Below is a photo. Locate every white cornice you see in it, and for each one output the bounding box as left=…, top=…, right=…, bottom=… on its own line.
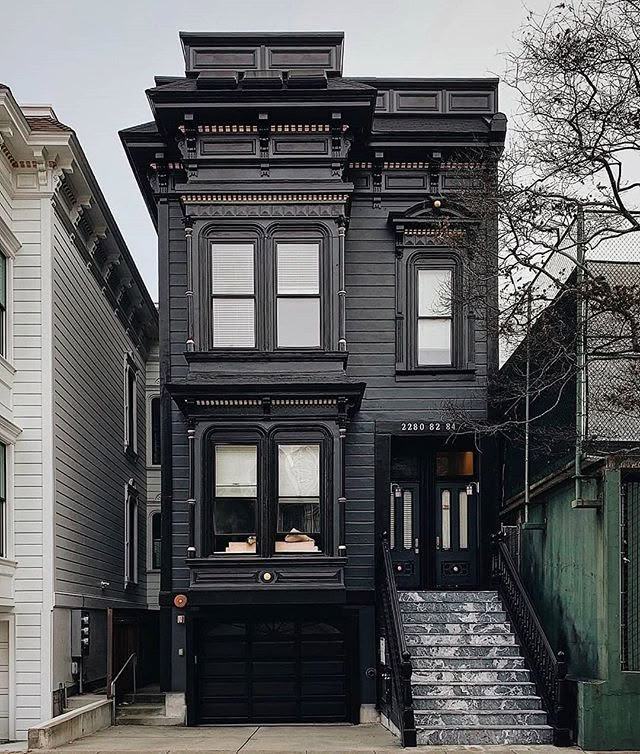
left=0, top=215, right=20, bottom=258
left=0, top=414, right=22, bottom=444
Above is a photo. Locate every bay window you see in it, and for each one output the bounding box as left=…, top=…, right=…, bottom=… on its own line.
left=207, top=430, right=328, bottom=556
left=208, top=234, right=325, bottom=351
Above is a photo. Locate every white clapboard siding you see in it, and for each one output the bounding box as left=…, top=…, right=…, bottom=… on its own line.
left=10, top=190, right=49, bottom=739
left=0, top=620, right=9, bottom=741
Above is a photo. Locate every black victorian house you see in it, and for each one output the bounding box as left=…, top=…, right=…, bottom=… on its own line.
left=121, top=33, right=559, bottom=746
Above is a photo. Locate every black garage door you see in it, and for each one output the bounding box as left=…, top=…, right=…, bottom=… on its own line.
left=195, top=609, right=349, bottom=723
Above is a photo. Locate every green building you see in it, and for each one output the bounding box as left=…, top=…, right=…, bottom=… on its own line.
left=500, top=247, right=640, bottom=749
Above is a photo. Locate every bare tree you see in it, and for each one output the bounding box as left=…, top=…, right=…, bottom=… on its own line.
left=445, top=0, right=640, bottom=456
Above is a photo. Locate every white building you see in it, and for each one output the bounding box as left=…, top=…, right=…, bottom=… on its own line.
left=0, top=84, right=158, bottom=740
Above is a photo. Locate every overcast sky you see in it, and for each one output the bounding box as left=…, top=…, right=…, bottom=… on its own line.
left=0, top=0, right=552, bottom=299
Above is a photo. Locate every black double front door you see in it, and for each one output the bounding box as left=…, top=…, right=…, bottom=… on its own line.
left=389, top=444, right=479, bottom=589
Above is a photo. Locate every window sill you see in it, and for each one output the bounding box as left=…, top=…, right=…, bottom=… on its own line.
left=185, top=350, right=348, bottom=364
left=187, top=554, right=346, bottom=595
left=396, top=366, right=477, bottom=381
left=0, top=354, right=15, bottom=376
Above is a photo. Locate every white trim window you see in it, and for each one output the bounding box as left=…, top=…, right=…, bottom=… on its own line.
left=124, top=480, right=139, bottom=586
left=149, top=396, right=161, bottom=467
left=149, top=510, right=161, bottom=571
left=0, top=443, right=5, bottom=559
left=0, top=252, right=6, bottom=359
left=124, top=355, right=138, bottom=456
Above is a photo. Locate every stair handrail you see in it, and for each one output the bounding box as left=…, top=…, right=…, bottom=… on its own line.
left=378, top=532, right=417, bottom=747
left=491, top=533, right=572, bottom=746
left=108, top=652, right=137, bottom=704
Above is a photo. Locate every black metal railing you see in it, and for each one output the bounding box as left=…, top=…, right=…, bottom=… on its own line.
left=492, top=534, right=572, bottom=746
left=377, top=532, right=416, bottom=748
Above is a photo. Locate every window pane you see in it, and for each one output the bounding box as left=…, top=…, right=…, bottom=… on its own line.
left=212, top=299, right=255, bottom=348
left=151, top=397, right=161, bottom=466
left=277, top=298, right=320, bottom=348
left=418, top=269, right=452, bottom=317
left=0, top=254, right=6, bottom=309
left=278, top=444, right=320, bottom=497
left=215, top=445, right=257, bottom=497
left=277, top=499, right=320, bottom=533
left=277, top=243, right=319, bottom=294
left=418, top=318, right=451, bottom=365
left=151, top=512, right=161, bottom=569
left=212, top=244, right=254, bottom=294
left=0, top=443, right=6, bottom=501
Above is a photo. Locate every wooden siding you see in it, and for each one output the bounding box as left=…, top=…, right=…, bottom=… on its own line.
left=146, top=344, right=161, bottom=607
left=166, top=203, right=190, bottom=590
left=164, top=199, right=491, bottom=593
left=1, top=168, right=51, bottom=736
left=343, top=200, right=489, bottom=590
left=52, top=207, right=148, bottom=606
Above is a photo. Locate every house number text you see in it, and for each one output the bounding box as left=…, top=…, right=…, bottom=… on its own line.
left=400, top=422, right=457, bottom=432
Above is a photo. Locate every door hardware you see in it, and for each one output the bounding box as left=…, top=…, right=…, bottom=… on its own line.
left=414, top=537, right=419, bottom=554
left=435, top=535, right=440, bottom=550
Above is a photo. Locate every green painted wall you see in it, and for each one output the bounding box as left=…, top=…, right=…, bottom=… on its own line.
left=518, top=467, right=640, bottom=749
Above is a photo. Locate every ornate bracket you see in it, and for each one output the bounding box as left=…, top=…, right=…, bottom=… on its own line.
left=372, top=151, right=384, bottom=208
left=258, top=112, right=270, bottom=177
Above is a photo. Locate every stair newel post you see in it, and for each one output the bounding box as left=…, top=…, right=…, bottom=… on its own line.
left=553, top=650, right=572, bottom=746
left=400, top=650, right=417, bottom=748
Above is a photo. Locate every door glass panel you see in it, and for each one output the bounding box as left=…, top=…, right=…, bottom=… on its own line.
left=403, top=490, right=413, bottom=550
left=441, top=489, right=451, bottom=550
left=436, top=451, right=474, bottom=477
left=389, top=487, right=396, bottom=549
left=459, top=490, right=468, bottom=549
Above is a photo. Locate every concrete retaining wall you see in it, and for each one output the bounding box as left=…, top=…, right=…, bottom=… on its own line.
left=28, top=699, right=113, bottom=749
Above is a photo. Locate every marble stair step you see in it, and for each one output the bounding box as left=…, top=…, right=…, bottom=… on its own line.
left=416, top=725, right=554, bottom=746
left=415, top=709, right=548, bottom=727
left=406, top=632, right=516, bottom=645
left=402, top=619, right=512, bottom=633
left=400, top=609, right=507, bottom=623
left=400, top=590, right=500, bottom=603
left=408, top=644, right=521, bottom=657
left=412, top=668, right=531, bottom=683
left=413, top=694, right=542, bottom=711
left=411, top=681, right=538, bottom=696
left=400, top=600, right=506, bottom=613
left=412, top=656, right=525, bottom=669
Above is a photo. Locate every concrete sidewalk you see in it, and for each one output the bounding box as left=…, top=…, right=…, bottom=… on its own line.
left=25, top=724, right=581, bottom=754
